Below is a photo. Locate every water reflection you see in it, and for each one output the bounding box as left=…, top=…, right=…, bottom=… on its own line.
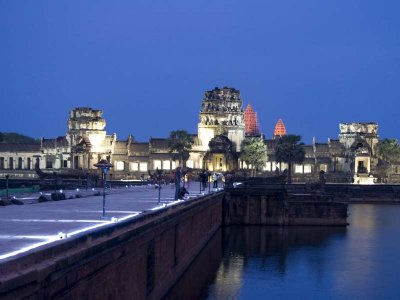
left=165, top=205, right=400, bottom=300
left=208, top=226, right=347, bottom=299
left=332, top=205, right=400, bottom=300
left=165, top=229, right=223, bottom=300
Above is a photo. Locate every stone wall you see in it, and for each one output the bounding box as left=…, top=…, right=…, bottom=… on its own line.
left=0, top=193, right=224, bottom=300
left=164, top=229, right=223, bottom=300
left=286, top=183, right=400, bottom=203
left=224, top=187, right=348, bottom=226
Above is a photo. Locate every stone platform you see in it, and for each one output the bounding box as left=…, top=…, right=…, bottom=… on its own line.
left=0, top=182, right=215, bottom=261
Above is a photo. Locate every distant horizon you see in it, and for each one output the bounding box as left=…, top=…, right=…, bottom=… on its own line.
left=0, top=102, right=390, bottom=145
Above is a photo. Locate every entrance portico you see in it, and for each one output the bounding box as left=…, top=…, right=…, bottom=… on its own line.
left=352, top=141, right=375, bottom=184
left=203, top=135, right=238, bottom=172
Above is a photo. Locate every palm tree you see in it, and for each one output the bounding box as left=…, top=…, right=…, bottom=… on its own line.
left=275, top=134, right=305, bottom=183
left=167, top=130, right=194, bottom=168
left=240, top=137, right=267, bottom=177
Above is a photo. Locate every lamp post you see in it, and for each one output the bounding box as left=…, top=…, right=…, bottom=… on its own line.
left=199, top=172, right=202, bottom=194
left=158, top=184, right=161, bottom=204
left=94, top=160, right=113, bottom=218
left=5, top=174, right=9, bottom=200
left=155, top=168, right=163, bottom=204
left=53, top=172, right=57, bottom=196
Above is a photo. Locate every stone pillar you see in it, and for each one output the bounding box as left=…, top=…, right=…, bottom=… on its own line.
left=354, top=158, right=358, bottom=173
left=367, top=158, right=371, bottom=173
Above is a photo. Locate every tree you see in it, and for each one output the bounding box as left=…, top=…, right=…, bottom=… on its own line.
left=167, top=130, right=194, bottom=168
left=376, top=139, right=400, bottom=164
left=275, top=134, right=305, bottom=183
left=0, top=132, right=38, bottom=144
left=240, top=137, right=267, bottom=177
left=375, top=139, right=400, bottom=178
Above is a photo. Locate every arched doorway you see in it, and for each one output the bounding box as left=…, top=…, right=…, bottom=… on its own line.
left=204, top=135, right=238, bottom=171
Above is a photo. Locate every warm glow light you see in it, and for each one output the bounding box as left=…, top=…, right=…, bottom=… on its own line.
left=88, top=133, right=105, bottom=152
left=139, top=162, right=148, bottom=171
left=115, top=161, right=124, bottom=170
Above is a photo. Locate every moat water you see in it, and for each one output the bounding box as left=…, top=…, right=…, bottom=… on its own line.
left=166, top=204, right=400, bottom=300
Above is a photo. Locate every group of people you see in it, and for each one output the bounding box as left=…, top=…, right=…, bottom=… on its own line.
left=174, top=168, right=226, bottom=200
left=199, top=170, right=224, bottom=190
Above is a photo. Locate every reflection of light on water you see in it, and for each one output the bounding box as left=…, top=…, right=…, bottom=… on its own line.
left=333, top=205, right=378, bottom=296
left=201, top=206, right=400, bottom=299
left=349, top=204, right=377, bottom=228
left=210, top=253, right=245, bottom=299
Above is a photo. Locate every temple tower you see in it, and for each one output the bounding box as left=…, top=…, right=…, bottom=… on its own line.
left=198, top=87, right=245, bottom=152
left=338, top=122, right=379, bottom=183
left=67, top=107, right=108, bottom=169
left=338, top=122, right=378, bottom=152
left=244, top=104, right=260, bottom=136
left=273, top=118, right=287, bottom=139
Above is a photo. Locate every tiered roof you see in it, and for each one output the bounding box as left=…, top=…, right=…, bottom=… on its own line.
left=244, top=104, right=260, bottom=136
left=273, top=119, right=287, bottom=139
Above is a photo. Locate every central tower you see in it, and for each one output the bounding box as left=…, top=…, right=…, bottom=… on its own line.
left=197, top=87, right=245, bottom=152
left=67, top=107, right=108, bottom=169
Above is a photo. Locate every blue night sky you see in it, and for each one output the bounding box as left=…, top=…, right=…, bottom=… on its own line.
left=0, top=1, right=399, bottom=143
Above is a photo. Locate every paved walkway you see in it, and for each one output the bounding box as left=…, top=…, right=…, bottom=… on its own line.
left=0, top=182, right=221, bottom=261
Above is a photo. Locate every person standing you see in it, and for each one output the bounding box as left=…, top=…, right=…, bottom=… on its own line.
left=201, top=169, right=208, bottom=190
left=213, top=172, right=218, bottom=189
left=217, top=172, right=224, bottom=188
left=174, top=167, right=182, bottom=200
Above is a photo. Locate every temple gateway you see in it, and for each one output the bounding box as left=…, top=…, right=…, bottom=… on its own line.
left=0, top=87, right=397, bottom=184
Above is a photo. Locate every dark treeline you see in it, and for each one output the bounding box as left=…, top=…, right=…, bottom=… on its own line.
left=0, top=132, right=39, bottom=144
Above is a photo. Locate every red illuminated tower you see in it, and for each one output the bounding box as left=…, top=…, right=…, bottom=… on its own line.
left=244, top=104, right=260, bottom=136
left=273, top=118, right=287, bottom=139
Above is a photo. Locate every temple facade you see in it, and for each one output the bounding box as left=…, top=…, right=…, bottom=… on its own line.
left=197, top=87, right=245, bottom=152
left=0, top=87, right=396, bottom=183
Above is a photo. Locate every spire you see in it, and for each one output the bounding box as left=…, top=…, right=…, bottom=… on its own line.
left=273, top=119, right=287, bottom=139
left=244, top=104, right=260, bottom=136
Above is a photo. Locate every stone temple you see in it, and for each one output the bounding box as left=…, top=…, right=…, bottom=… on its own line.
left=198, top=87, right=245, bottom=152
left=0, top=87, right=397, bottom=183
